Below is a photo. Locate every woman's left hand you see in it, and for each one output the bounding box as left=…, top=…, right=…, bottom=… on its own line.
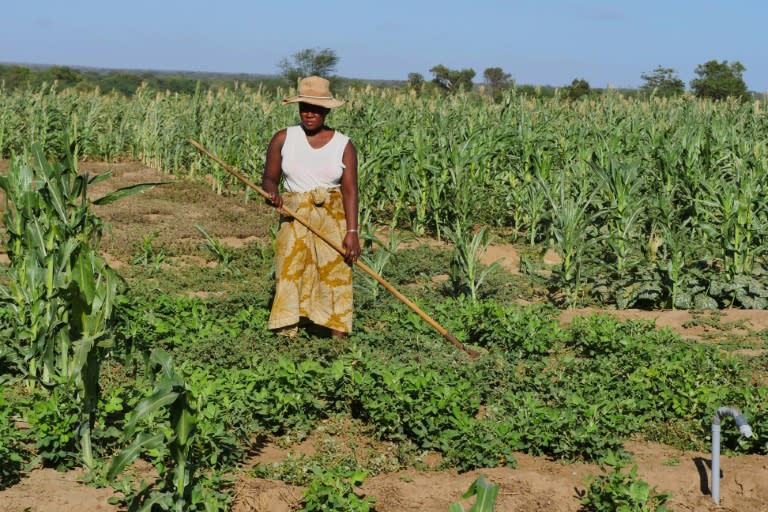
left=343, top=232, right=361, bottom=264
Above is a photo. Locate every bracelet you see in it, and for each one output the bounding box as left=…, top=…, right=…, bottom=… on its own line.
left=347, top=229, right=358, bottom=233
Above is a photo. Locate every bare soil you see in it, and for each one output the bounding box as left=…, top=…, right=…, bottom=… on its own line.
left=1, top=160, right=767, bottom=511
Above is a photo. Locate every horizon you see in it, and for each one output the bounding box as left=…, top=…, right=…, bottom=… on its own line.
left=3, top=1, right=767, bottom=92
left=5, top=61, right=759, bottom=94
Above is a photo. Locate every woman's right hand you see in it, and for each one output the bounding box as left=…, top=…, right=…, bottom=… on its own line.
left=266, top=192, right=283, bottom=209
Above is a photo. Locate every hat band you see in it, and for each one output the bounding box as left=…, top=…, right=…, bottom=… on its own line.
left=299, top=94, right=335, bottom=99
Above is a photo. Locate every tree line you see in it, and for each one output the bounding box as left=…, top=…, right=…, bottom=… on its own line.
left=278, top=48, right=757, bottom=101
left=0, top=64, right=285, bottom=96
left=411, top=60, right=753, bottom=101
left=1, top=48, right=757, bottom=101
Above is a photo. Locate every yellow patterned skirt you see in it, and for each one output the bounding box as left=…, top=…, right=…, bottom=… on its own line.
left=267, top=188, right=353, bottom=333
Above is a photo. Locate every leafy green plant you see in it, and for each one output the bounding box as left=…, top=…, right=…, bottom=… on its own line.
left=449, top=475, right=500, bottom=512
left=26, top=387, right=81, bottom=470
left=654, top=218, right=708, bottom=309
left=107, top=349, right=229, bottom=511
left=300, top=468, right=375, bottom=512
left=346, top=358, right=482, bottom=446
left=444, top=298, right=560, bottom=356
left=0, top=395, right=31, bottom=489
left=580, top=453, right=671, bottom=511
left=439, top=412, right=516, bottom=473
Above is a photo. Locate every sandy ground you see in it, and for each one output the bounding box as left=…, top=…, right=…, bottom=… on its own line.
left=1, top=160, right=767, bottom=511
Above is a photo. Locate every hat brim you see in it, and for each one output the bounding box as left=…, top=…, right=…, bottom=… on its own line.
left=282, top=95, right=345, bottom=109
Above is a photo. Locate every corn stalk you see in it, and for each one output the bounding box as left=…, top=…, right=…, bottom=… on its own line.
left=107, top=349, right=199, bottom=512
left=0, top=143, right=158, bottom=471
left=445, top=223, right=501, bottom=301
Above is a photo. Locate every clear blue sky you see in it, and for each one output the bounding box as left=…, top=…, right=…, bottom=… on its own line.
left=3, top=1, right=767, bottom=92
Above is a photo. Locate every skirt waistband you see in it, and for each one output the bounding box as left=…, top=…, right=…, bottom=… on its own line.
left=283, top=187, right=340, bottom=206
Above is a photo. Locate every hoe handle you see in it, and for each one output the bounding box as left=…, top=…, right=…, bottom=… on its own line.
left=190, top=140, right=479, bottom=358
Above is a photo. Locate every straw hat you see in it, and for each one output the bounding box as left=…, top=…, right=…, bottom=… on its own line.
left=282, top=76, right=345, bottom=108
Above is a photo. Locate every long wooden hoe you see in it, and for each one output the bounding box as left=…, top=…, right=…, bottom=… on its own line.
left=190, top=140, right=479, bottom=358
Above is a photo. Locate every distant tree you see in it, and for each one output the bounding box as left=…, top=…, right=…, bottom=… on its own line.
left=100, top=72, right=144, bottom=96
left=45, top=66, right=83, bottom=84
left=429, top=64, right=453, bottom=90
left=0, top=65, right=33, bottom=88
left=407, top=72, right=424, bottom=89
left=566, top=78, right=591, bottom=100
left=278, top=47, right=339, bottom=85
left=483, top=67, right=512, bottom=96
left=429, top=64, right=475, bottom=92
left=690, top=60, right=749, bottom=100
left=640, top=65, right=684, bottom=97
left=156, top=75, right=199, bottom=95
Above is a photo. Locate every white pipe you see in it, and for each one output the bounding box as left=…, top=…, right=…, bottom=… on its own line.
left=711, top=407, right=752, bottom=505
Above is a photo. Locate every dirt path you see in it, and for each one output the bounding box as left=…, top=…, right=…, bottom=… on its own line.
left=2, top=440, right=765, bottom=511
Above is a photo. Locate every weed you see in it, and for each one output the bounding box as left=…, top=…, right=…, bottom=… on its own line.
left=299, top=467, right=375, bottom=512
left=579, top=452, right=671, bottom=511
left=26, top=388, right=81, bottom=470
left=194, top=224, right=240, bottom=276
left=0, top=396, right=31, bottom=489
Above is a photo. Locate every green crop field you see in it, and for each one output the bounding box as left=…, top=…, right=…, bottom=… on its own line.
left=1, top=82, right=767, bottom=510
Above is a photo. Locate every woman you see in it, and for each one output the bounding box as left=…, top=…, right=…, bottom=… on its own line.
left=261, top=76, right=360, bottom=338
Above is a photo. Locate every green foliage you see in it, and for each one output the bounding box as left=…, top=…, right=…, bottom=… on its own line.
left=483, top=67, right=513, bottom=97
left=357, top=229, right=411, bottom=303
left=278, top=47, right=339, bottom=84
left=108, top=349, right=232, bottom=512
left=387, top=245, right=452, bottom=286
left=236, top=356, right=337, bottom=435
left=26, top=388, right=81, bottom=470
left=131, top=231, right=166, bottom=270
left=346, top=358, right=481, bottom=445
left=0, top=64, right=278, bottom=97
left=565, top=313, right=657, bottom=358
left=580, top=453, right=671, bottom=511
left=429, top=64, right=476, bottom=92
left=252, top=416, right=405, bottom=484
left=567, top=78, right=591, bottom=100
left=439, top=412, right=516, bottom=473
left=5, top=82, right=768, bottom=507
left=541, top=171, right=603, bottom=306
left=0, top=145, right=154, bottom=471
left=639, top=66, right=685, bottom=97
left=407, top=72, right=425, bottom=89
left=0, top=395, right=31, bottom=489
left=449, top=475, right=500, bottom=512
left=299, top=468, right=375, bottom=512
left=690, top=60, right=749, bottom=100
left=194, top=224, right=239, bottom=276
left=441, top=298, right=560, bottom=356
left=113, top=290, right=269, bottom=364
left=2, top=77, right=767, bottom=312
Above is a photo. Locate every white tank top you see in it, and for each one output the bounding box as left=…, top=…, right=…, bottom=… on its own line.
left=281, top=125, right=350, bottom=192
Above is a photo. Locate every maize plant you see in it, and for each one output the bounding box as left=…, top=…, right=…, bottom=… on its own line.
left=358, top=229, right=411, bottom=303
left=108, top=349, right=214, bottom=512
left=445, top=222, right=501, bottom=302
left=541, top=171, right=604, bottom=308
left=2, top=83, right=768, bottom=310
left=0, top=143, right=157, bottom=471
